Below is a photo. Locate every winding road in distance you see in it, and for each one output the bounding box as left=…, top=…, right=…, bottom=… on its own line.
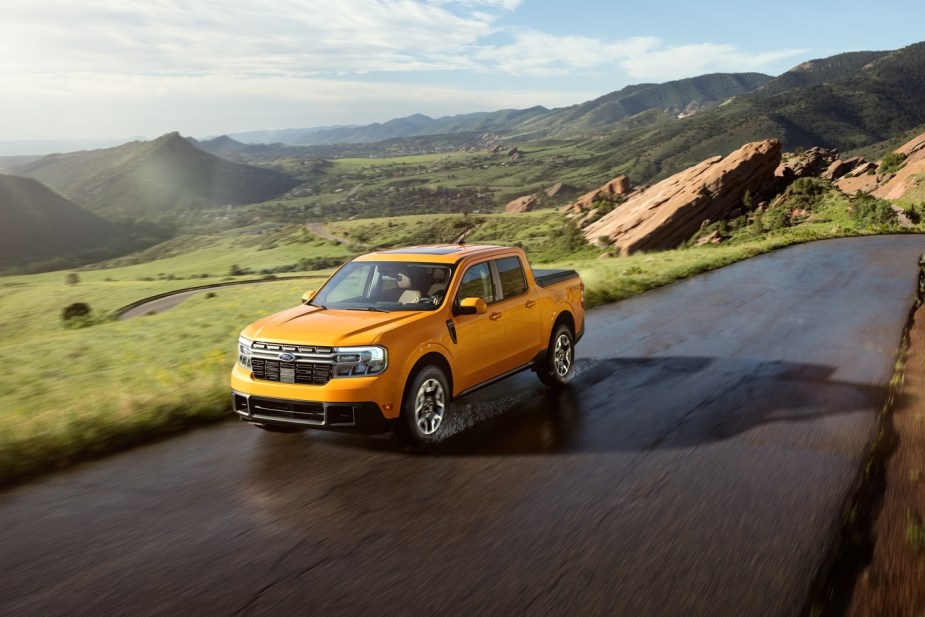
left=3, top=235, right=924, bottom=616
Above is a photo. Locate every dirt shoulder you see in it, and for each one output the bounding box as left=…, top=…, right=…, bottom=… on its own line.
left=846, top=303, right=925, bottom=616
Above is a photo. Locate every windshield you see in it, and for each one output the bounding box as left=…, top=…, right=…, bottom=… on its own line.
left=311, top=261, right=455, bottom=312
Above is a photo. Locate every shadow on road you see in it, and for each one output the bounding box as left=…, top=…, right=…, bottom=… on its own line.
left=247, top=356, right=885, bottom=460
left=241, top=355, right=885, bottom=547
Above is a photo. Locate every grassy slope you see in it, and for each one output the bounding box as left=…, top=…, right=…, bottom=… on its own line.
left=0, top=197, right=915, bottom=484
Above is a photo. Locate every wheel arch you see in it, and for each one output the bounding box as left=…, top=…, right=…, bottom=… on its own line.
left=400, top=351, right=454, bottom=414
left=552, top=310, right=576, bottom=339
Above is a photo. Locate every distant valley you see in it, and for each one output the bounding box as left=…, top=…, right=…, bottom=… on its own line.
left=3, top=41, right=925, bottom=272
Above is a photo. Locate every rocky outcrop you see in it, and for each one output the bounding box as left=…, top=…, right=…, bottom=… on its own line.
left=896, top=132, right=925, bottom=158
left=505, top=194, right=537, bottom=213
left=544, top=182, right=577, bottom=199
left=822, top=156, right=865, bottom=180
left=775, top=147, right=838, bottom=180
left=835, top=174, right=879, bottom=195
left=567, top=176, right=632, bottom=213
left=872, top=130, right=925, bottom=200
left=584, top=140, right=781, bottom=255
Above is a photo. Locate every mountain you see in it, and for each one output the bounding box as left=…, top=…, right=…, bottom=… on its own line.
left=0, top=174, right=133, bottom=269
left=18, top=132, right=301, bottom=220
left=231, top=108, right=550, bottom=146
left=578, top=41, right=925, bottom=183
left=226, top=73, right=771, bottom=146
left=517, top=72, right=773, bottom=137
left=187, top=135, right=251, bottom=158
left=755, top=51, right=890, bottom=96
left=227, top=125, right=360, bottom=145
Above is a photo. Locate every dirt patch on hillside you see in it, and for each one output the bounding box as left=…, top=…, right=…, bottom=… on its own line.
left=846, top=304, right=925, bottom=616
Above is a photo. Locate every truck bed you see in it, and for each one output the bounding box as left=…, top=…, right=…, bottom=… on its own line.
left=532, top=268, right=581, bottom=288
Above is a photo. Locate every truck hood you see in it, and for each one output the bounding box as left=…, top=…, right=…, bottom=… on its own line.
left=242, top=305, right=423, bottom=347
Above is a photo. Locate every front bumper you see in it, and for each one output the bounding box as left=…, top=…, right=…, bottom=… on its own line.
left=231, top=363, right=399, bottom=434
left=232, top=390, right=393, bottom=434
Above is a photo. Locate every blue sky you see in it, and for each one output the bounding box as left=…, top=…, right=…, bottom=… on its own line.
left=1, top=0, right=923, bottom=141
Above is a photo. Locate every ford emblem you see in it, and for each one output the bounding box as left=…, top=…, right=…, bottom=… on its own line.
left=278, top=353, right=296, bottom=362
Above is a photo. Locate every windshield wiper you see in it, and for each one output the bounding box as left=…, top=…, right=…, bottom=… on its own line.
left=341, top=306, right=390, bottom=313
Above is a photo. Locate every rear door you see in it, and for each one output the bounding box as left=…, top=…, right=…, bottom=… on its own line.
left=496, top=256, right=543, bottom=369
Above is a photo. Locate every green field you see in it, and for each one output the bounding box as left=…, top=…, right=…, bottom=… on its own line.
left=0, top=190, right=916, bottom=484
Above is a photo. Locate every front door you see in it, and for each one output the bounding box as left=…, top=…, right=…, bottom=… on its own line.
left=451, top=261, right=507, bottom=393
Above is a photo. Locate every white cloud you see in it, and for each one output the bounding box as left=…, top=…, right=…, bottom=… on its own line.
left=0, top=1, right=802, bottom=80
left=0, top=72, right=595, bottom=139
left=619, top=43, right=808, bottom=81
left=0, top=0, right=810, bottom=139
left=474, top=31, right=663, bottom=76
left=0, top=0, right=509, bottom=76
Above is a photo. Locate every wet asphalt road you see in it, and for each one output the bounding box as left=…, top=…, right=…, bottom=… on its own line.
left=3, top=235, right=925, bottom=617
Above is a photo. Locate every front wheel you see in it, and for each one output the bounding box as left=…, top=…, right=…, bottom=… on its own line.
left=537, top=323, right=574, bottom=388
left=397, top=365, right=452, bottom=447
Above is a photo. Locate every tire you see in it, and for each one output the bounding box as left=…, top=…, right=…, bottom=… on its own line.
left=537, top=323, right=575, bottom=388
left=397, top=365, right=452, bottom=447
left=257, top=424, right=305, bottom=433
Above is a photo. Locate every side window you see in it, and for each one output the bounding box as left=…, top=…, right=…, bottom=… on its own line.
left=456, top=262, right=495, bottom=304
left=496, top=257, right=527, bottom=298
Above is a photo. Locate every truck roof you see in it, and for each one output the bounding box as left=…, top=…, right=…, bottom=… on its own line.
left=354, top=244, right=518, bottom=264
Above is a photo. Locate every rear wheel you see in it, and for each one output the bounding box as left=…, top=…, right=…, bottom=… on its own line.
left=537, top=323, right=574, bottom=388
left=397, top=365, right=452, bottom=447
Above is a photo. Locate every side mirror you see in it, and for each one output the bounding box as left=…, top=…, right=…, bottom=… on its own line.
left=457, top=297, right=488, bottom=315
left=302, top=290, right=317, bottom=304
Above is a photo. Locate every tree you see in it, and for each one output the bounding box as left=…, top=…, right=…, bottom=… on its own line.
left=65, top=272, right=80, bottom=286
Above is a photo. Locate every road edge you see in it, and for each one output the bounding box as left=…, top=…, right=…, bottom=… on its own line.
left=804, top=252, right=925, bottom=617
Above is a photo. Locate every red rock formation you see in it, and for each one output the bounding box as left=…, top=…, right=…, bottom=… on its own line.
left=896, top=132, right=925, bottom=158
left=822, top=156, right=864, bottom=180
left=584, top=140, right=782, bottom=255
left=568, top=175, right=631, bottom=213
left=505, top=194, right=537, bottom=213
left=836, top=174, right=879, bottom=195
left=775, top=147, right=838, bottom=179
left=861, top=130, right=925, bottom=200
left=545, top=182, right=564, bottom=198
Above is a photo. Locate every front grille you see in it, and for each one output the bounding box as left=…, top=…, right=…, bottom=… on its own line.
left=252, top=358, right=333, bottom=385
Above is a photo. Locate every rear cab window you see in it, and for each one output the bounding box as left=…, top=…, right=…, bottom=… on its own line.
left=495, top=256, right=528, bottom=298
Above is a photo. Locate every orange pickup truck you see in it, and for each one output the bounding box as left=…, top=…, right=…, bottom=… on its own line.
left=231, top=244, right=585, bottom=445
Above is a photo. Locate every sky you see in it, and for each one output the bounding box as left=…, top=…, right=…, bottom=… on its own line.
left=2, top=0, right=924, bottom=143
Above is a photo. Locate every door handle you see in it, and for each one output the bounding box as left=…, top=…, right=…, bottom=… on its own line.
left=489, top=312, right=502, bottom=321
left=525, top=300, right=536, bottom=308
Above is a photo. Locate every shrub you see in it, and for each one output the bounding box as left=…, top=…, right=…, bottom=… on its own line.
left=65, top=272, right=80, bottom=286
left=904, top=204, right=923, bottom=225
left=61, top=302, right=110, bottom=329
left=763, top=207, right=791, bottom=231
left=852, top=195, right=897, bottom=228
left=880, top=152, right=906, bottom=175
left=780, top=177, right=830, bottom=213
left=62, top=302, right=91, bottom=321
left=751, top=212, right=764, bottom=236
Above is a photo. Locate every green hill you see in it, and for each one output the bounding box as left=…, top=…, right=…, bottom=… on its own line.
left=755, top=51, right=890, bottom=96
left=19, top=132, right=301, bottom=221
left=0, top=174, right=137, bottom=269
left=580, top=42, right=925, bottom=182
left=228, top=74, right=769, bottom=146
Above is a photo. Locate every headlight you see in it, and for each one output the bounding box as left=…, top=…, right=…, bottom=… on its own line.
left=237, top=336, right=254, bottom=368
left=332, top=346, right=387, bottom=377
